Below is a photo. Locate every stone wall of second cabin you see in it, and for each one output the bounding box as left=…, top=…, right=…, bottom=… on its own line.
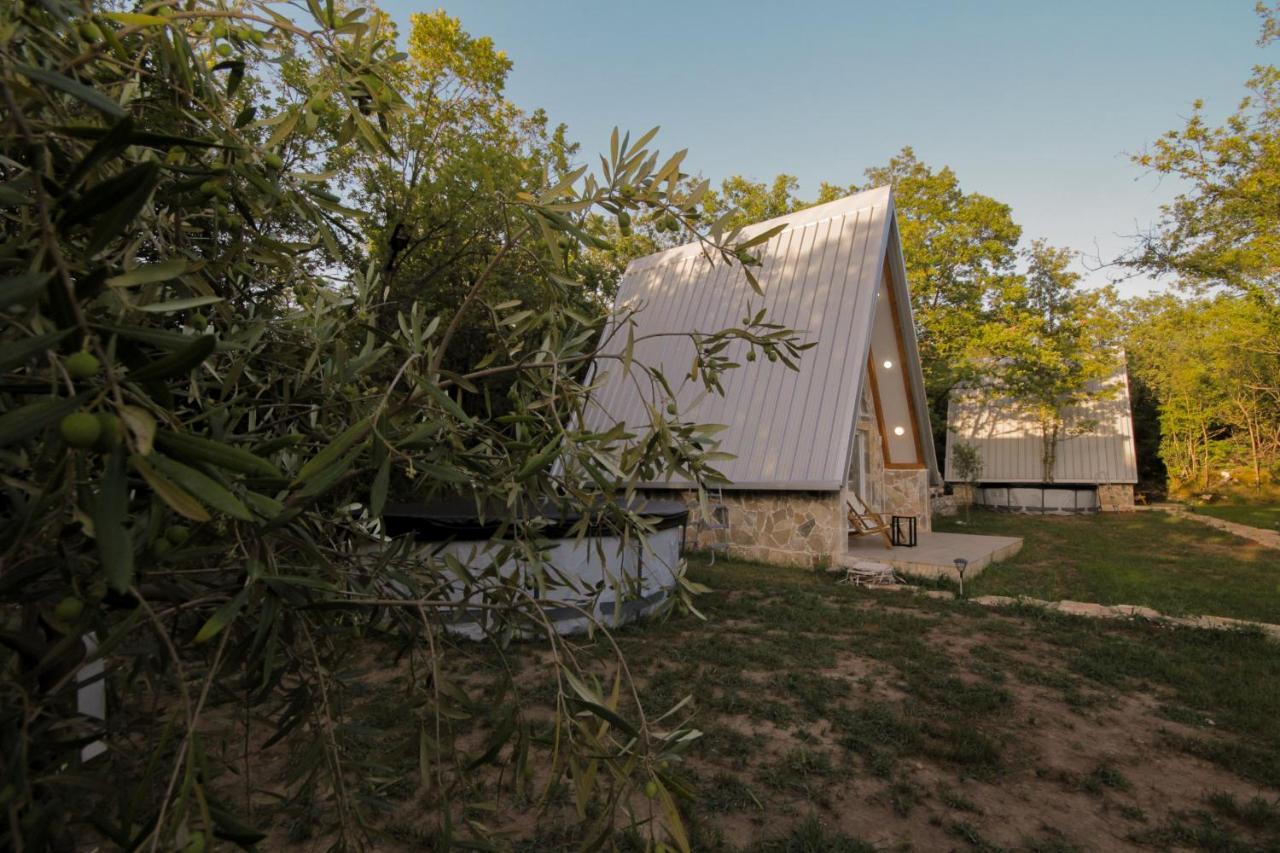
left=674, top=490, right=846, bottom=568
left=1098, top=483, right=1136, bottom=512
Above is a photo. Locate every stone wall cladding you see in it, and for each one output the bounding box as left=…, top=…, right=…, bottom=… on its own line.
left=860, top=411, right=886, bottom=508
left=932, top=493, right=958, bottom=517
left=658, top=383, right=934, bottom=568
left=852, top=383, right=932, bottom=530
left=672, top=475, right=931, bottom=567
left=880, top=468, right=932, bottom=532
left=674, top=489, right=846, bottom=568
left=1098, top=483, right=1136, bottom=512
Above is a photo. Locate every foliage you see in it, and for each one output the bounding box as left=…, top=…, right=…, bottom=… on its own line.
left=1122, top=4, right=1279, bottom=297
left=981, top=240, right=1119, bottom=482
left=858, top=148, right=1024, bottom=406
left=0, top=2, right=806, bottom=849
left=333, top=11, right=597, bottom=375
left=1123, top=294, right=1280, bottom=492
left=950, top=443, right=982, bottom=488
left=1262, top=0, right=1280, bottom=46
left=1116, top=5, right=1280, bottom=494
left=950, top=442, right=982, bottom=520
left=702, top=173, right=806, bottom=230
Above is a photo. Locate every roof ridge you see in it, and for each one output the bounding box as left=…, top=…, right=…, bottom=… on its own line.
left=625, top=185, right=893, bottom=273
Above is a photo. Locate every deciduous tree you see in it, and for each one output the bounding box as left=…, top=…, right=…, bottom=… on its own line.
left=983, top=241, right=1120, bottom=482
left=1123, top=3, right=1279, bottom=297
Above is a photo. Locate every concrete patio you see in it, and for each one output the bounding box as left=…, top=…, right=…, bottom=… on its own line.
left=841, top=530, right=1023, bottom=581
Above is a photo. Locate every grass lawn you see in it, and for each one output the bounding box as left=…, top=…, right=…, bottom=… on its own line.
left=236, top=555, right=1280, bottom=851
left=1189, top=502, right=1280, bottom=531
left=934, top=509, right=1280, bottom=624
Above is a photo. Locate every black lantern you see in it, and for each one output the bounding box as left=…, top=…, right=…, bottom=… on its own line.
left=890, top=515, right=917, bottom=547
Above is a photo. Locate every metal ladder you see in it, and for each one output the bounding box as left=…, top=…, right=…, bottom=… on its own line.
left=699, top=487, right=730, bottom=564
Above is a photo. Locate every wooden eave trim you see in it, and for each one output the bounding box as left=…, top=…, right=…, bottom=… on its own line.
left=882, top=259, right=927, bottom=465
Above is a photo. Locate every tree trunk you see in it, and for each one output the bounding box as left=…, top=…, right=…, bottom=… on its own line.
left=1250, top=422, right=1262, bottom=491
left=1201, top=423, right=1212, bottom=490
left=1236, top=400, right=1263, bottom=492
left=1041, top=415, right=1061, bottom=484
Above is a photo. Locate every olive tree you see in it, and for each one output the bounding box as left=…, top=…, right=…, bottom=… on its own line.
left=0, top=2, right=804, bottom=849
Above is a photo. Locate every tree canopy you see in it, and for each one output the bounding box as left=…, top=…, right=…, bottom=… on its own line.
left=1117, top=4, right=1280, bottom=497
left=1124, top=294, right=1280, bottom=492
left=1122, top=5, right=1279, bottom=297
left=985, top=241, right=1119, bottom=481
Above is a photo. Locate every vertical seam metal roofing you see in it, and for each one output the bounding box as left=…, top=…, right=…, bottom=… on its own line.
left=583, top=186, right=918, bottom=491
left=944, top=365, right=1139, bottom=484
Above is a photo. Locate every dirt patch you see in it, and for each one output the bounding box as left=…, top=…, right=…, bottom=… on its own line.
left=191, top=563, right=1280, bottom=851
left=662, top=606, right=1280, bottom=851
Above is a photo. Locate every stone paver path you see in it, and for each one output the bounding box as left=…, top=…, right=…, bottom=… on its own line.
left=969, top=593, right=1280, bottom=641
left=901, top=589, right=1280, bottom=642
left=879, top=585, right=1280, bottom=640
left=1156, top=504, right=1280, bottom=549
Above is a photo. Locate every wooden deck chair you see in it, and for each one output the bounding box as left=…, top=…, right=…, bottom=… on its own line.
left=846, top=496, right=893, bottom=549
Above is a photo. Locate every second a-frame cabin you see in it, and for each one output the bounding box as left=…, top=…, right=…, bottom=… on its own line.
left=585, top=186, right=941, bottom=568
left=946, top=363, right=1139, bottom=512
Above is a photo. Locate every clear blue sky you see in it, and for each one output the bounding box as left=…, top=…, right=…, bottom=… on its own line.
left=383, top=1, right=1268, bottom=295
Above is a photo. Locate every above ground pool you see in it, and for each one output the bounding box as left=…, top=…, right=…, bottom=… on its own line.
left=382, top=497, right=689, bottom=638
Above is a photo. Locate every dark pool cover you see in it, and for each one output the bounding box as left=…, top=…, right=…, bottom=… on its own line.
left=383, top=496, right=689, bottom=541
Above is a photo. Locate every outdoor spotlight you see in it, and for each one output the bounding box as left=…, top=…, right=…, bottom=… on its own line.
left=953, top=557, right=969, bottom=598
left=894, top=426, right=905, bottom=436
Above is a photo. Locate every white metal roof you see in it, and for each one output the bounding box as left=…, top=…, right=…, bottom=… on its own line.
left=945, top=366, right=1139, bottom=485
left=583, top=186, right=938, bottom=491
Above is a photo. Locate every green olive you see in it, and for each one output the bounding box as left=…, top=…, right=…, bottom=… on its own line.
left=54, top=596, right=84, bottom=624
left=64, top=351, right=101, bottom=380
left=59, top=412, right=101, bottom=449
